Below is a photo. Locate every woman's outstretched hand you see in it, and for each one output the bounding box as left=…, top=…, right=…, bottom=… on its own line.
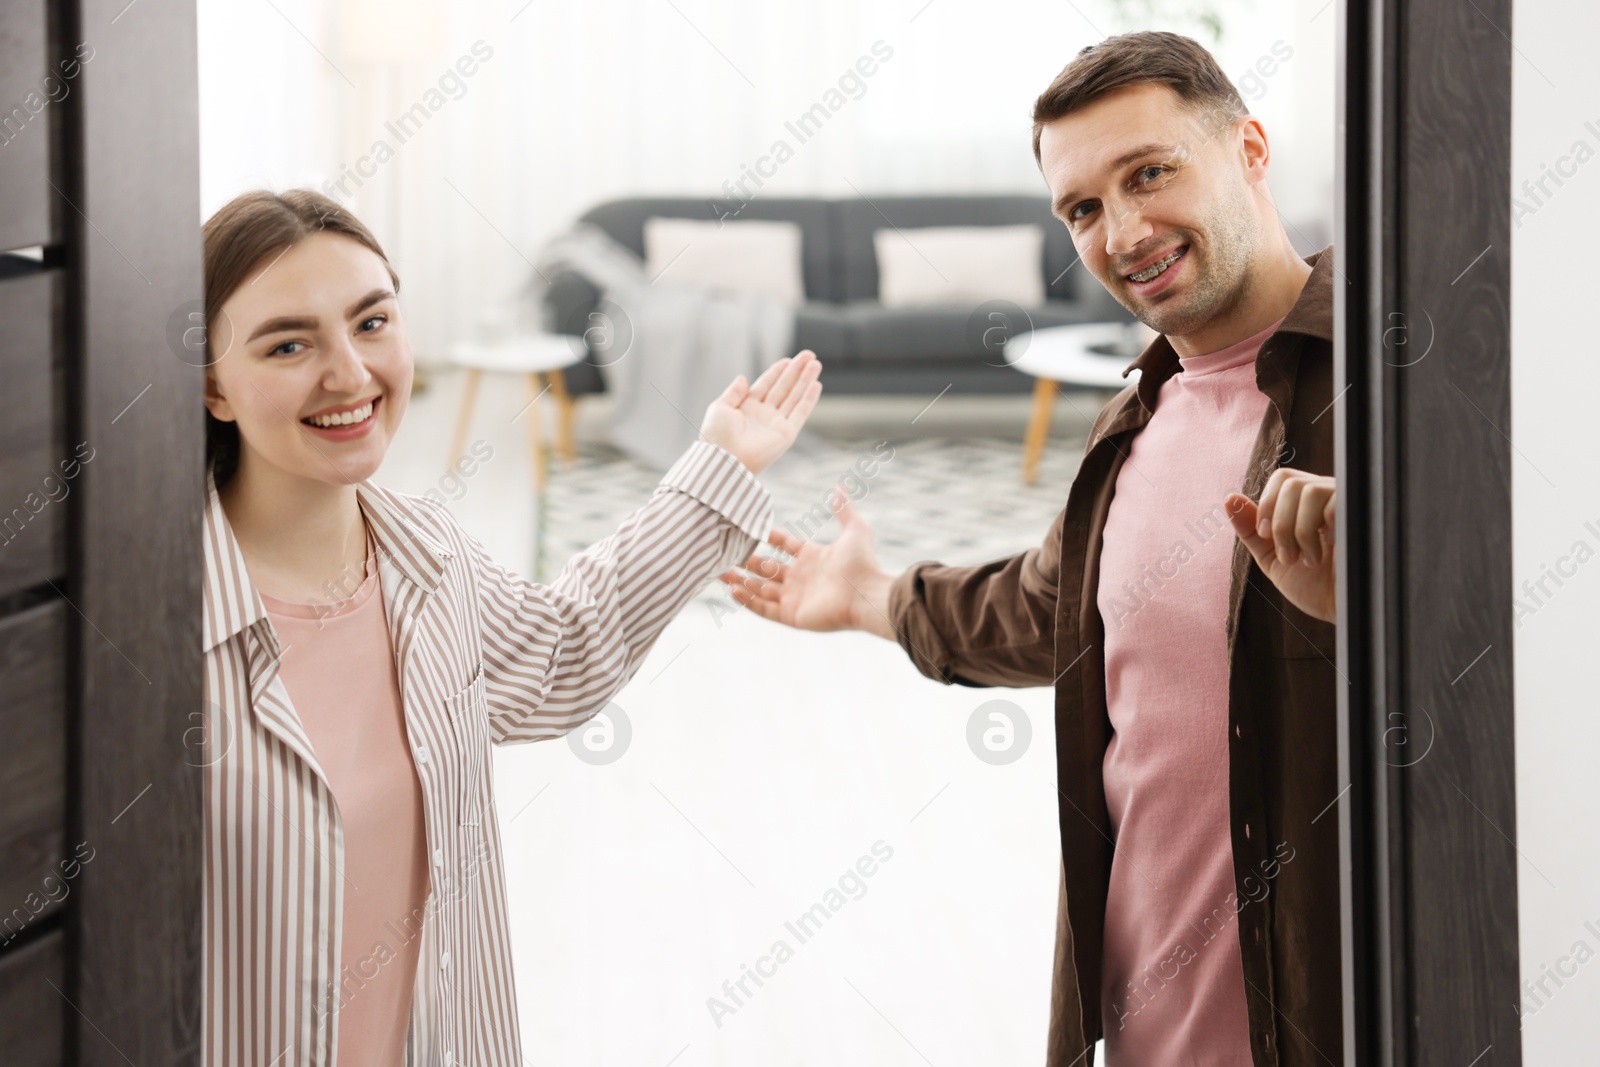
left=699, top=349, right=823, bottom=475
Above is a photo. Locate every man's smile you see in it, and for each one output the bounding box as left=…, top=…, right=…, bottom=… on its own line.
left=1126, top=244, right=1189, bottom=282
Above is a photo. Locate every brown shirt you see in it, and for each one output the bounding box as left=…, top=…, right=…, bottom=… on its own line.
left=888, top=247, right=1341, bottom=1067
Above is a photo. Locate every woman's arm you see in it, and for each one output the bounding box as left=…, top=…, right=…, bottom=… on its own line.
left=469, top=440, right=772, bottom=742
left=471, top=350, right=822, bottom=742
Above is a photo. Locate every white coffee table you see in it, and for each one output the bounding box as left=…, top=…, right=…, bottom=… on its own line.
left=1005, top=322, right=1148, bottom=485
left=448, top=333, right=583, bottom=491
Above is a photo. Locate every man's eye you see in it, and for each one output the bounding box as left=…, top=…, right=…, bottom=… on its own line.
left=1069, top=202, right=1096, bottom=222
left=1139, top=165, right=1166, bottom=182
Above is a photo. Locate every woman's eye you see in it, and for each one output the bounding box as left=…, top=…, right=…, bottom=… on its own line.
left=358, top=315, right=387, bottom=333
left=1139, top=165, right=1166, bottom=183
left=268, top=341, right=303, bottom=357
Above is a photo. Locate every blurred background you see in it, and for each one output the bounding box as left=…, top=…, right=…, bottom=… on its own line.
left=198, top=0, right=1334, bottom=368
left=195, top=1, right=1335, bottom=1063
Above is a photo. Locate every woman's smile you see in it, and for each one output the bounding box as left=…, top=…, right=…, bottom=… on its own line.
left=299, top=394, right=382, bottom=441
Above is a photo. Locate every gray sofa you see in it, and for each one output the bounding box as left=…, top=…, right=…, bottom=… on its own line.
left=541, top=194, right=1135, bottom=397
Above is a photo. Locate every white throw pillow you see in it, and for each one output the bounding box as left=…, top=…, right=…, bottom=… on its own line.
left=873, top=224, right=1046, bottom=307
left=642, top=217, right=806, bottom=305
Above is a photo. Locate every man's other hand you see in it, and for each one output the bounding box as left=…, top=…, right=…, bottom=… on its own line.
left=1225, top=468, right=1337, bottom=623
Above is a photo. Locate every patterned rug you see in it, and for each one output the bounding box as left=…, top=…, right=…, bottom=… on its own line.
left=536, top=433, right=1091, bottom=579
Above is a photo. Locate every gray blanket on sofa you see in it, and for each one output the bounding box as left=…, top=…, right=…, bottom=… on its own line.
left=534, top=224, right=796, bottom=470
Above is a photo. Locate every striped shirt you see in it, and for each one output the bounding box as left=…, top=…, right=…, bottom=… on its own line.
left=200, top=440, right=772, bottom=1066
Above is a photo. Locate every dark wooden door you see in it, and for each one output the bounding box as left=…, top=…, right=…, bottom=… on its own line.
left=1336, top=0, right=1522, bottom=1062
left=0, top=0, right=203, bottom=1062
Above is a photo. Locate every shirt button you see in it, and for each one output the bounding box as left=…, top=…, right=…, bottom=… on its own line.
left=433, top=848, right=444, bottom=868
left=416, top=745, right=430, bottom=764
left=441, top=951, right=451, bottom=969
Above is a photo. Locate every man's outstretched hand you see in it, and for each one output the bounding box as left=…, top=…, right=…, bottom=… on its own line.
left=699, top=349, right=823, bottom=475
left=1225, top=467, right=1337, bottom=623
left=717, top=489, right=898, bottom=640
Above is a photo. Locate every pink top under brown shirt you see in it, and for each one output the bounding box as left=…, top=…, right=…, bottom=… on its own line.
left=1094, top=316, right=1283, bottom=1066
left=261, top=525, right=430, bottom=1066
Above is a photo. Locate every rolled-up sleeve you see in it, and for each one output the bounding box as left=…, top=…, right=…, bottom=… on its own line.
left=886, top=502, right=1065, bottom=688
left=469, top=439, right=772, bottom=742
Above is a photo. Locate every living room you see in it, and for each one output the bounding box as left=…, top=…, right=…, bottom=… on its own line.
left=195, top=0, right=1335, bottom=1061
left=7, top=0, right=1592, bottom=1058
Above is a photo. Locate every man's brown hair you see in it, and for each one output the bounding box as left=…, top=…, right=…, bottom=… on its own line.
left=1031, top=30, right=1247, bottom=164
left=201, top=189, right=399, bottom=488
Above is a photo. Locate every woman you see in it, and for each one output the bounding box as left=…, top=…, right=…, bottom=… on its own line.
left=199, top=188, right=821, bottom=1065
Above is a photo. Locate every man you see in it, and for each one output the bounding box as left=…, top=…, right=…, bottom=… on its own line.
left=721, top=30, right=1342, bottom=1067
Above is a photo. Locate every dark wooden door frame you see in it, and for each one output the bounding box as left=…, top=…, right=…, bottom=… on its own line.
left=60, top=0, right=204, bottom=1061
left=1335, top=0, right=1520, bottom=1062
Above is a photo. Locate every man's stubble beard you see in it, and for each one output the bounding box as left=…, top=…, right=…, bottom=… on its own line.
left=1116, top=182, right=1260, bottom=341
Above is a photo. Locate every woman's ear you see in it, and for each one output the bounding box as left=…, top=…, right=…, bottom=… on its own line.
left=204, top=371, right=235, bottom=422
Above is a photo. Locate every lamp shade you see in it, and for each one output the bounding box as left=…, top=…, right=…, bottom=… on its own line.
left=339, top=0, right=445, bottom=64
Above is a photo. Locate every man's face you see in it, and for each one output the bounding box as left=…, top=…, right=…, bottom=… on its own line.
left=1040, top=82, right=1265, bottom=339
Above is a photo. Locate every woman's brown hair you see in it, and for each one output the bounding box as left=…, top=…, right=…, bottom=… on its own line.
left=202, top=189, right=400, bottom=489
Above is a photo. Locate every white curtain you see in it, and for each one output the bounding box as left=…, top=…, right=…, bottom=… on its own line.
left=198, top=0, right=1329, bottom=366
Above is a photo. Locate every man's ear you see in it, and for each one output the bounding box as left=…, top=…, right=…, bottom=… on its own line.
left=204, top=371, right=235, bottom=423
left=1238, top=115, right=1271, bottom=186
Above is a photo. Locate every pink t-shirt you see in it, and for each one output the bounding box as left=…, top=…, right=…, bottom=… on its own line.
left=1095, top=318, right=1282, bottom=1065
left=261, top=529, right=430, bottom=1066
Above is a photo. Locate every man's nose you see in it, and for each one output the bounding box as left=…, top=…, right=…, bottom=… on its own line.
left=1102, top=197, right=1153, bottom=262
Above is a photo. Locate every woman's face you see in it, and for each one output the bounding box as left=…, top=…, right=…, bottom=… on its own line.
left=205, top=231, right=411, bottom=489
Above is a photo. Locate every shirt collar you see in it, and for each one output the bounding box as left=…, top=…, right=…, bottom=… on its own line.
left=201, top=468, right=454, bottom=655
left=1122, top=243, right=1336, bottom=413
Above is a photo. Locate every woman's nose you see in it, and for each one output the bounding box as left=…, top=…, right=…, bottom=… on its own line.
left=324, top=342, right=373, bottom=393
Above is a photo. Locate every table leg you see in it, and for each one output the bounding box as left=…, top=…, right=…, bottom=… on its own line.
left=447, top=368, right=481, bottom=471
left=1021, top=378, right=1058, bottom=485
left=525, top=372, right=546, bottom=492
left=546, top=368, right=577, bottom=462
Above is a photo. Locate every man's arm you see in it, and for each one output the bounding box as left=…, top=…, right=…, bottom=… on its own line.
left=721, top=490, right=1065, bottom=688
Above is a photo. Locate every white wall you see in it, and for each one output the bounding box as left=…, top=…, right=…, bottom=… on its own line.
left=1510, top=0, right=1600, bottom=1060
left=196, top=0, right=1333, bottom=366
